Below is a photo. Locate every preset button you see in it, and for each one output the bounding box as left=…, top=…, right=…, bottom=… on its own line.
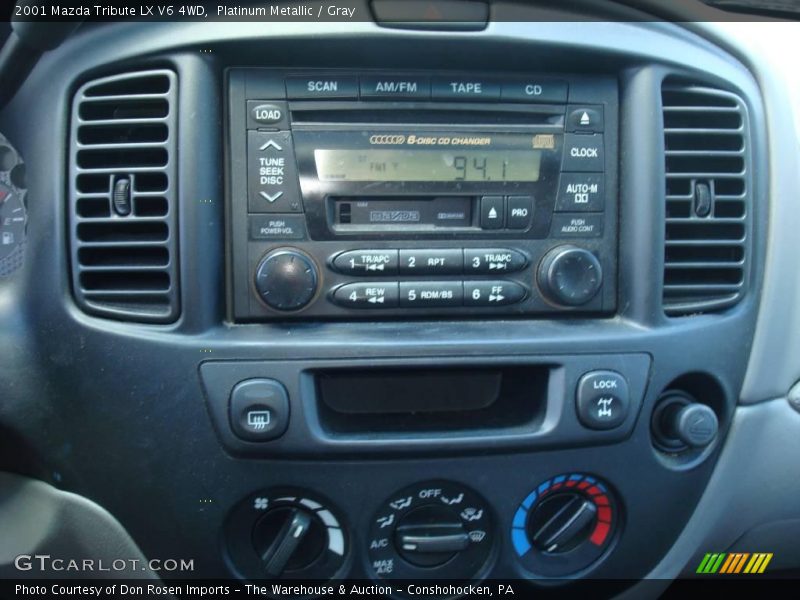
left=464, top=281, right=526, bottom=306
left=399, top=249, right=463, bottom=274
left=332, top=249, right=399, bottom=275
left=332, top=282, right=400, bottom=308
left=400, top=282, right=463, bottom=307
left=464, top=248, right=527, bottom=274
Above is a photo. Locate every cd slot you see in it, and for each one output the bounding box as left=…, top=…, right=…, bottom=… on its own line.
left=290, top=103, right=564, bottom=127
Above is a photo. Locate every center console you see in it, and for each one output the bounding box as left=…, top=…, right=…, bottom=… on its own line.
left=227, top=70, right=618, bottom=319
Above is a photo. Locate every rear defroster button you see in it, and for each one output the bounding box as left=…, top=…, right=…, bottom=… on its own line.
left=230, top=379, right=290, bottom=442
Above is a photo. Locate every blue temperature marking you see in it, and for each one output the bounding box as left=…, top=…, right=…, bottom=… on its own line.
left=522, top=491, right=537, bottom=509
left=513, top=507, right=527, bottom=529
left=512, top=528, right=532, bottom=556
left=554, top=475, right=567, bottom=485
left=569, top=474, right=583, bottom=481
left=538, top=480, right=551, bottom=495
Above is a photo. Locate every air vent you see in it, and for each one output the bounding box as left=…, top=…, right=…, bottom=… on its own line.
left=661, top=81, right=751, bottom=315
left=70, top=70, right=179, bottom=323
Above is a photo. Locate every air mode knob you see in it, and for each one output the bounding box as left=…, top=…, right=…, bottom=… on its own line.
left=254, top=248, right=318, bottom=311
left=537, top=246, right=603, bottom=307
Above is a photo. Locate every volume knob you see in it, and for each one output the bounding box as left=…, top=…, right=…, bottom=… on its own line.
left=537, top=246, right=603, bottom=307
left=254, top=249, right=318, bottom=311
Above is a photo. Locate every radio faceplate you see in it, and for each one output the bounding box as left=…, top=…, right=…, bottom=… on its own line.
left=227, top=69, right=618, bottom=320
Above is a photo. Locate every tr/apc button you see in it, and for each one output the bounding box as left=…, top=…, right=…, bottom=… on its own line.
left=332, top=250, right=399, bottom=275
left=464, top=248, right=527, bottom=274
left=576, top=370, right=630, bottom=430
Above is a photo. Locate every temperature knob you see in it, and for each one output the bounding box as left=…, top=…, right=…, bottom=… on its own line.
left=254, top=249, right=318, bottom=311
left=537, top=246, right=602, bottom=306
left=512, top=473, right=618, bottom=577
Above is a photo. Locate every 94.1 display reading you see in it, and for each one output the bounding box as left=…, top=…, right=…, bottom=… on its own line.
left=314, top=149, right=542, bottom=182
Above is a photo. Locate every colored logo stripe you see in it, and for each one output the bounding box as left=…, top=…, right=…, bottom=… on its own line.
left=720, top=553, right=749, bottom=573
left=696, top=553, right=726, bottom=574
left=744, top=553, right=773, bottom=574
left=697, top=552, right=773, bottom=574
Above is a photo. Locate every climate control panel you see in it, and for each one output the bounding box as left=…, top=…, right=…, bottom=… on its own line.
left=367, top=481, right=495, bottom=581
left=224, top=477, right=621, bottom=587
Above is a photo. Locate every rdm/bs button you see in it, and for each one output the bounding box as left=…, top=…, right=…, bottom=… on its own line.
left=230, top=379, right=290, bottom=442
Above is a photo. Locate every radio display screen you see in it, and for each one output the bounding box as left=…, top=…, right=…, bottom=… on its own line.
left=315, top=148, right=542, bottom=182
left=310, top=132, right=556, bottom=183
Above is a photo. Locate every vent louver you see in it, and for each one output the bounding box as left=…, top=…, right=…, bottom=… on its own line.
left=70, top=70, right=179, bottom=323
left=661, top=81, right=750, bottom=315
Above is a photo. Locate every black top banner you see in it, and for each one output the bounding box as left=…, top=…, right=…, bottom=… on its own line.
left=2, top=0, right=798, bottom=23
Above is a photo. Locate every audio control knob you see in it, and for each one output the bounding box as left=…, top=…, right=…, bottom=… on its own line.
left=537, top=246, right=603, bottom=306
left=254, top=249, right=318, bottom=311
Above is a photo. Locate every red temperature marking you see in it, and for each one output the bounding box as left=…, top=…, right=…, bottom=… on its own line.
left=597, top=506, right=612, bottom=522
left=590, top=521, right=611, bottom=546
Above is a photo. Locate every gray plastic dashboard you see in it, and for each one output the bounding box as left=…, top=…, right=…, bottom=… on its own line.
left=0, top=0, right=799, bottom=592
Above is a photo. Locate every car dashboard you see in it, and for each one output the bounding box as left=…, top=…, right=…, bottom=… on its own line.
left=1, top=1, right=800, bottom=597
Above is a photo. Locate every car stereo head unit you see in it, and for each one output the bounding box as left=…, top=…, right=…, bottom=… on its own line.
left=227, top=69, right=618, bottom=320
